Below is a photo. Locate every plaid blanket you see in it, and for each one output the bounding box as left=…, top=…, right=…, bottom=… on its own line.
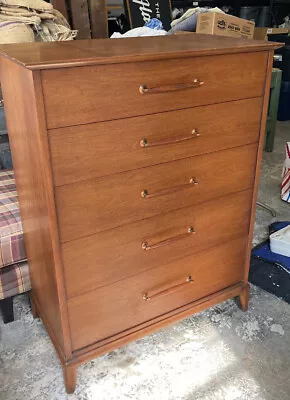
left=0, top=169, right=26, bottom=268
left=0, top=261, right=30, bottom=299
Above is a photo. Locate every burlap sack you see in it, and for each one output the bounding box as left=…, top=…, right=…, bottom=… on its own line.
left=0, top=0, right=52, bottom=11
left=0, top=13, right=41, bottom=24
left=51, top=8, right=69, bottom=27
left=0, top=5, right=54, bottom=21
left=35, top=19, right=77, bottom=41
left=0, top=21, right=34, bottom=43
left=0, top=6, right=37, bottom=16
left=37, top=11, right=55, bottom=19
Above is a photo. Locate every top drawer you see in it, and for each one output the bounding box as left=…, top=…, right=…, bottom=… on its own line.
left=42, top=52, right=268, bottom=129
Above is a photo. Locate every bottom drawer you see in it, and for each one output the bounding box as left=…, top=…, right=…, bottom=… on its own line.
left=68, top=237, right=247, bottom=351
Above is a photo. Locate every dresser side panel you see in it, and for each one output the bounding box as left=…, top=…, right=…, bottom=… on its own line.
left=0, top=58, right=71, bottom=360
left=243, top=50, right=275, bottom=282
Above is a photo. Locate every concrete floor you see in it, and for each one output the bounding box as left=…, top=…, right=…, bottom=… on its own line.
left=0, top=123, right=289, bottom=400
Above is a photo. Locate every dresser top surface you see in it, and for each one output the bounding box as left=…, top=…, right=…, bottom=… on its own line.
left=0, top=34, right=281, bottom=70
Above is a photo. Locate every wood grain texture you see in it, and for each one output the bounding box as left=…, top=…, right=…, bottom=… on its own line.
left=49, top=97, right=263, bottom=186
left=56, top=144, right=257, bottom=242
left=0, top=35, right=281, bottom=70
left=70, top=282, right=245, bottom=364
left=0, top=37, right=277, bottom=393
left=29, top=291, right=66, bottom=365
left=0, top=58, right=72, bottom=359
left=51, top=0, right=69, bottom=20
left=243, top=51, right=275, bottom=283
left=87, top=0, right=108, bottom=38
left=63, top=364, right=77, bottom=394
left=239, top=283, right=250, bottom=311
left=62, top=189, right=252, bottom=298
left=42, top=52, right=267, bottom=128
left=68, top=237, right=247, bottom=351
left=29, top=292, right=38, bottom=318
left=69, top=0, right=91, bottom=39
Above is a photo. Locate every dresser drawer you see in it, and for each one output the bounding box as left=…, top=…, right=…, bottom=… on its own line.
left=49, top=98, right=262, bottom=186
left=42, top=52, right=267, bottom=129
left=56, top=144, right=257, bottom=242
left=63, top=189, right=252, bottom=298
left=68, top=237, right=247, bottom=351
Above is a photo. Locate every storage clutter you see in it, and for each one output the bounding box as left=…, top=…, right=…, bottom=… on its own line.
left=270, top=225, right=290, bottom=257
left=169, top=7, right=225, bottom=35
left=0, top=0, right=77, bottom=43
left=111, top=8, right=256, bottom=39
left=267, top=33, right=290, bottom=120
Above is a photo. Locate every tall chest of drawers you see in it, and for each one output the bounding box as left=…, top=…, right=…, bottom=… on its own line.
left=0, top=34, right=279, bottom=393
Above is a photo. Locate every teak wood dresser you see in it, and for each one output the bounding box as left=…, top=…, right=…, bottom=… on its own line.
left=0, top=34, right=280, bottom=393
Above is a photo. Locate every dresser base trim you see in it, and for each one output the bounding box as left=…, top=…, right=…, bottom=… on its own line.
left=69, top=281, right=247, bottom=366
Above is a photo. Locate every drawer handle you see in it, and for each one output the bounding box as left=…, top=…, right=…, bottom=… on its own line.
left=140, top=129, right=200, bottom=148
left=143, top=275, right=193, bottom=301
left=142, top=226, right=195, bottom=251
left=139, top=79, right=204, bottom=95
left=141, top=178, right=198, bottom=199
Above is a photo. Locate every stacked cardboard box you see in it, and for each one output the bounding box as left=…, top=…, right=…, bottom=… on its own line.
left=196, top=12, right=255, bottom=39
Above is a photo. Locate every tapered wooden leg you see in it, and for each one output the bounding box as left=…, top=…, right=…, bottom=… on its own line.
left=63, top=364, right=77, bottom=394
left=0, top=297, right=14, bottom=323
left=29, top=293, right=38, bottom=318
left=239, top=283, right=250, bottom=312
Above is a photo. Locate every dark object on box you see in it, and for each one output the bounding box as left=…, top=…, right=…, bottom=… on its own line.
left=278, top=80, right=290, bottom=121
left=250, top=221, right=290, bottom=303
left=239, top=6, right=270, bottom=27
left=126, top=0, right=172, bottom=30
left=268, top=34, right=290, bottom=81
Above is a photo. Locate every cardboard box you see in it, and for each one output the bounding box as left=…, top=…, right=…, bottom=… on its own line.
left=196, top=12, right=255, bottom=39
left=254, top=27, right=289, bottom=41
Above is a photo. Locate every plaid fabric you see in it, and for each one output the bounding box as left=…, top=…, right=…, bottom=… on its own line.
left=0, top=261, right=31, bottom=299
left=0, top=169, right=26, bottom=268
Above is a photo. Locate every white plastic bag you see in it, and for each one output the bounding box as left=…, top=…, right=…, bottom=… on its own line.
left=110, top=27, right=167, bottom=38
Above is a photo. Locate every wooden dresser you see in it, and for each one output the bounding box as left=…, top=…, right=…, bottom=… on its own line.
left=0, top=34, right=280, bottom=393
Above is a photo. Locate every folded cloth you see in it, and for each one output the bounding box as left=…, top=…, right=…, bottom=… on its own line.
left=145, top=18, right=163, bottom=30
left=170, top=6, right=224, bottom=31
left=171, top=7, right=200, bottom=27
left=169, top=12, right=200, bottom=33
left=111, top=27, right=167, bottom=38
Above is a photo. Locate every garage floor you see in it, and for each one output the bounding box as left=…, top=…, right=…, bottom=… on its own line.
left=1, top=123, right=289, bottom=400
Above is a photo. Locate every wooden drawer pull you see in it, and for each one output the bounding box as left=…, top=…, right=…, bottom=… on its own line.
left=142, top=226, right=195, bottom=251
left=140, top=129, right=200, bottom=148
left=143, top=275, right=193, bottom=301
left=139, top=79, right=204, bottom=95
left=141, top=178, right=198, bottom=199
